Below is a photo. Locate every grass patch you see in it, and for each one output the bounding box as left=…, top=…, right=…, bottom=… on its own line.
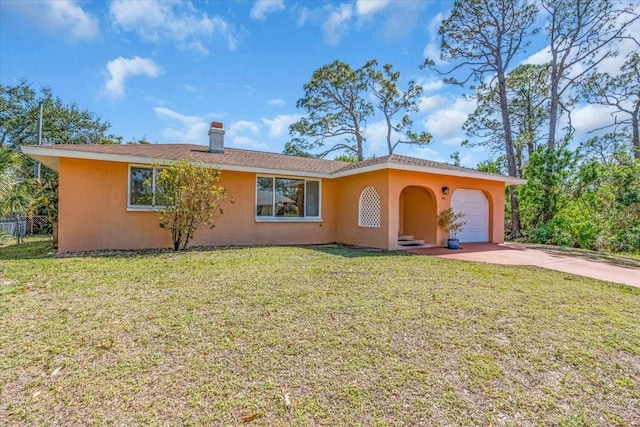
left=1, top=241, right=639, bottom=425
left=0, top=235, right=54, bottom=260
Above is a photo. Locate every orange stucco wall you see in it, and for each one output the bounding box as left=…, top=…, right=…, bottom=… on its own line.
left=56, top=158, right=506, bottom=253
left=57, top=158, right=335, bottom=253
left=400, top=186, right=438, bottom=245
left=332, top=169, right=391, bottom=250
left=386, top=169, right=505, bottom=248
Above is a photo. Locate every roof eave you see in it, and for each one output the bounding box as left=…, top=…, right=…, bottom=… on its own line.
left=19, top=146, right=334, bottom=179
left=331, top=161, right=527, bottom=185
left=20, top=146, right=528, bottom=185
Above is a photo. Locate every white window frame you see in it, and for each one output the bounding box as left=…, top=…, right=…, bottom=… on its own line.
left=255, top=175, right=322, bottom=222
left=127, top=164, right=160, bottom=211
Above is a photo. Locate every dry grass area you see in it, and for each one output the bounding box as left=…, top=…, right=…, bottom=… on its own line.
left=1, top=239, right=639, bottom=426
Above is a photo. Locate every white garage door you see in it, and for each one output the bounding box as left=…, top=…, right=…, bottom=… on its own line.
left=450, top=189, right=489, bottom=242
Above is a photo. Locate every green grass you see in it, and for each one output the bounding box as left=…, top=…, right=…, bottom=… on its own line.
left=1, top=240, right=639, bottom=426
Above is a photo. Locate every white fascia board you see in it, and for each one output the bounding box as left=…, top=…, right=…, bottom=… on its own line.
left=19, top=146, right=332, bottom=179
left=331, top=161, right=527, bottom=185
left=21, top=145, right=527, bottom=185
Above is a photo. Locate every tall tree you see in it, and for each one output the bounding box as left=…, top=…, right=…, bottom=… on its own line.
left=464, top=64, right=550, bottom=178
left=288, top=61, right=372, bottom=161
left=364, top=60, right=432, bottom=154
left=541, top=0, right=639, bottom=150
left=582, top=53, right=640, bottom=159
left=0, top=81, right=115, bottom=150
left=427, top=0, right=539, bottom=237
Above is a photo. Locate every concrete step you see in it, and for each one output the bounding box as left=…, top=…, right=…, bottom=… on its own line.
left=397, top=242, right=436, bottom=250
left=398, top=239, right=426, bottom=246
left=397, top=234, right=415, bottom=241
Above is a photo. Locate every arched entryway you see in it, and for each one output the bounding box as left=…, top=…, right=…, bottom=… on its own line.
left=398, top=186, right=437, bottom=246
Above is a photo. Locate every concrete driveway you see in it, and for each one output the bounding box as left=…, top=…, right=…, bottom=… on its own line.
left=407, top=243, right=640, bottom=288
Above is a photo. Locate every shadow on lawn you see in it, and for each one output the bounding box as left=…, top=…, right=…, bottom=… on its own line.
left=306, top=244, right=413, bottom=258
left=0, top=238, right=56, bottom=260
left=0, top=240, right=403, bottom=261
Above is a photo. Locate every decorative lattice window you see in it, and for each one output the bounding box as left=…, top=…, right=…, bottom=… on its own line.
left=358, top=186, right=381, bottom=228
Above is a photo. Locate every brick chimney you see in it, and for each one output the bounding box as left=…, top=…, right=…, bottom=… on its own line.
left=208, top=121, right=225, bottom=153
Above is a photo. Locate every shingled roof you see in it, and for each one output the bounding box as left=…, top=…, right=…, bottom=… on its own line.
left=21, top=143, right=525, bottom=184
left=23, top=143, right=345, bottom=174
left=332, top=153, right=521, bottom=182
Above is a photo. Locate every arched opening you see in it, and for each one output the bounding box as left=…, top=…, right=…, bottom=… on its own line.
left=398, top=186, right=437, bottom=246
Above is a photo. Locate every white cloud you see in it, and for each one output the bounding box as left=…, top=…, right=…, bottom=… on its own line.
left=571, top=103, right=620, bottom=137
left=105, top=57, right=162, bottom=99
left=364, top=120, right=392, bottom=152
left=423, top=96, right=477, bottom=144
left=153, top=107, right=211, bottom=145
left=110, top=0, right=240, bottom=54
left=418, top=95, right=447, bottom=112
left=261, top=114, right=303, bottom=138
left=524, top=4, right=640, bottom=76
left=226, top=120, right=270, bottom=149
left=268, top=98, right=286, bottom=107
left=413, top=146, right=446, bottom=162
left=418, top=78, right=445, bottom=92
left=407, top=144, right=482, bottom=168
left=423, top=12, right=444, bottom=64
left=229, top=121, right=261, bottom=136
left=322, top=3, right=353, bottom=45
left=250, top=0, right=285, bottom=21
left=458, top=148, right=486, bottom=168
left=298, top=1, right=421, bottom=45
left=522, top=47, right=551, bottom=65
left=583, top=10, right=640, bottom=76
left=296, top=7, right=313, bottom=26
left=423, top=42, right=443, bottom=65
left=378, top=1, right=424, bottom=40
left=356, top=0, right=389, bottom=16
left=6, top=0, right=98, bottom=41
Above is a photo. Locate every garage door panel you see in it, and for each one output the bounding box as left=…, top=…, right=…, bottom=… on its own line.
left=451, top=189, right=489, bottom=242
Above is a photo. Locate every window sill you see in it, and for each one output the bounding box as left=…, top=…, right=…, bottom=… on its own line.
left=127, top=206, right=155, bottom=212
left=255, top=217, right=323, bottom=223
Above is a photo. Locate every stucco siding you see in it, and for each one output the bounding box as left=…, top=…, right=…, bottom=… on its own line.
left=55, top=157, right=507, bottom=253
left=58, top=158, right=172, bottom=252
left=57, top=158, right=336, bottom=253
left=332, top=169, right=391, bottom=250
left=388, top=169, right=505, bottom=246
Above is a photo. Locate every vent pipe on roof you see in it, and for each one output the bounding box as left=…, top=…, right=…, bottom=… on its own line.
left=208, top=122, right=225, bottom=153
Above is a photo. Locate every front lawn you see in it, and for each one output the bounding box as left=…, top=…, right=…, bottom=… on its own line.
left=1, top=242, right=639, bottom=425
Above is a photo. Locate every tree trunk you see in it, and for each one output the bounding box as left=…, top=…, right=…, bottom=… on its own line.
left=509, top=186, right=521, bottom=239
left=52, top=223, right=58, bottom=249
left=386, top=116, right=393, bottom=155
left=632, top=108, right=639, bottom=160
left=497, top=69, right=521, bottom=237
left=547, top=69, right=560, bottom=151
left=354, top=123, right=364, bottom=161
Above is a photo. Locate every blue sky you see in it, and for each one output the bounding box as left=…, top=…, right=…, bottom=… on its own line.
left=1, top=0, right=637, bottom=167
